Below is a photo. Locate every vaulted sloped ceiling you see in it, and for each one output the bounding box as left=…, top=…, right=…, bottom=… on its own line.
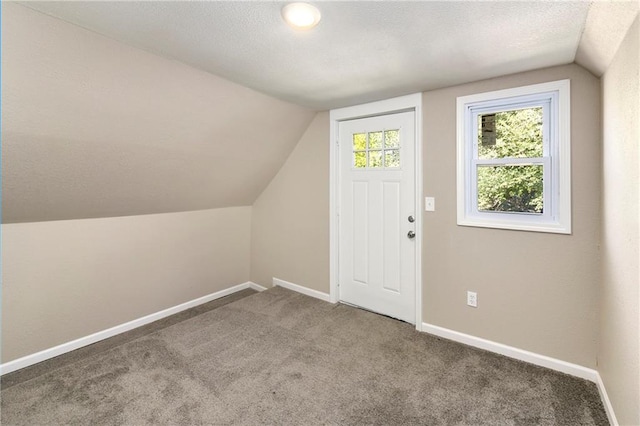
left=1, top=3, right=315, bottom=223
left=19, top=1, right=594, bottom=110
left=575, top=0, right=640, bottom=76
left=3, top=1, right=638, bottom=223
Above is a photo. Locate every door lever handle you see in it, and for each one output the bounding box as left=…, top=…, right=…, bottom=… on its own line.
left=407, top=230, right=415, bottom=239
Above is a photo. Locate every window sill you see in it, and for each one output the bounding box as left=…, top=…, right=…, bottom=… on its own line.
left=457, top=217, right=571, bottom=235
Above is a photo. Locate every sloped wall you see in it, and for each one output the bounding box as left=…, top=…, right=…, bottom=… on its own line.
left=2, top=3, right=315, bottom=223
left=0, top=3, right=314, bottom=364
left=599, top=17, right=639, bottom=426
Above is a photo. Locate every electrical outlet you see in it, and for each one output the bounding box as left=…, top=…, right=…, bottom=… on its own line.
left=467, top=291, right=477, bottom=308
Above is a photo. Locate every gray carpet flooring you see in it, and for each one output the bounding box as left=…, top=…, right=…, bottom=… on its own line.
left=1, top=286, right=608, bottom=425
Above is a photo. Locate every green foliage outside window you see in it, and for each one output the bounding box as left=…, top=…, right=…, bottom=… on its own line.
left=477, top=108, right=544, bottom=213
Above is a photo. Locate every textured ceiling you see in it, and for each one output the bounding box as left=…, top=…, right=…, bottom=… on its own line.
left=21, top=1, right=594, bottom=109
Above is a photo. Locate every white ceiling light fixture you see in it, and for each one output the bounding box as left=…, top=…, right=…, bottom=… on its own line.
left=281, top=2, right=321, bottom=30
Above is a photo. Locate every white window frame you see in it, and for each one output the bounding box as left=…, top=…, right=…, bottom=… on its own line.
left=456, top=80, right=571, bottom=234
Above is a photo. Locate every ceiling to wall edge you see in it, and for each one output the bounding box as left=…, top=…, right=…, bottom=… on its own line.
left=573, top=2, right=640, bottom=77
left=16, top=1, right=637, bottom=110
left=14, top=2, right=322, bottom=113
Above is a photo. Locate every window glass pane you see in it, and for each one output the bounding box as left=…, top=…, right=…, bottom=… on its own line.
left=385, top=130, right=399, bottom=148
left=369, top=131, right=383, bottom=149
left=354, top=151, right=367, bottom=168
left=478, top=107, right=543, bottom=159
left=384, top=149, right=400, bottom=168
left=477, top=164, right=543, bottom=213
left=369, top=150, right=382, bottom=168
left=353, top=133, right=366, bottom=151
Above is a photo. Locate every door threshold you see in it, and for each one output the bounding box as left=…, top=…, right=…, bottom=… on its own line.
left=338, top=300, right=415, bottom=325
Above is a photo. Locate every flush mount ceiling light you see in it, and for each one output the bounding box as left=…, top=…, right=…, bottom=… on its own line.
left=281, top=2, right=321, bottom=30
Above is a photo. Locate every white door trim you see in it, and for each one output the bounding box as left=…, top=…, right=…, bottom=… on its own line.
left=329, top=93, right=423, bottom=330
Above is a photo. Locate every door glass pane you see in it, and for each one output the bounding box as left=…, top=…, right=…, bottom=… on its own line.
left=351, top=129, right=402, bottom=169
left=369, top=131, right=383, bottom=149
left=384, top=149, right=400, bottom=168
left=385, top=130, right=400, bottom=148
left=477, top=164, right=543, bottom=213
left=478, top=107, right=543, bottom=159
left=369, top=150, right=382, bottom=168
left=353, top=133, right=366, bottom=151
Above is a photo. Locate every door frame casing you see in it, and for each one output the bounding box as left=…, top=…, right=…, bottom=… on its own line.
left=329, top=93, right=423, bottom=330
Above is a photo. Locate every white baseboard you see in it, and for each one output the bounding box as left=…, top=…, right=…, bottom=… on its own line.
left=248, top=282, right=268, bottom=292
left=422, top=322, right=598, bottom=382
left=0, top=281, right=262, bottom=376
left=595, top=372, right=619, bottom=426
left=273, top=277, right=331, bottom=302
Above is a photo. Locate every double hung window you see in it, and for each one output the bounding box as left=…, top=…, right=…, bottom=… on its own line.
left=456, top=80, right=571, bottom=234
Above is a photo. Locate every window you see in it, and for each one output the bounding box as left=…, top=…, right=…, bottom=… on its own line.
left=352, top=129, right=400, bottom=169
left=456, top=80, right=571, bottom=234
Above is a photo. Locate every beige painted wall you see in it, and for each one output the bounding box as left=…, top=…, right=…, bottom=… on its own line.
left=2, top=3, right=314, bottom=223
left=2, top=207, right=251, bottom=362
left=599, top=17, right=639, bottom=426
left=250, top=64, right=601, bottom=369
left=250, top=112, right=330, bottom=293
left=423, top=64, right=601, bottom=368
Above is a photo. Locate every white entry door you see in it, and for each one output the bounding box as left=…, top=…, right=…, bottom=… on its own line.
left=339, top=111, right=416, bottom=323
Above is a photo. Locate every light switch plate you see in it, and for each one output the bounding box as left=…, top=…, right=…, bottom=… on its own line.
left=425, top=197, right=435, bottom=211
